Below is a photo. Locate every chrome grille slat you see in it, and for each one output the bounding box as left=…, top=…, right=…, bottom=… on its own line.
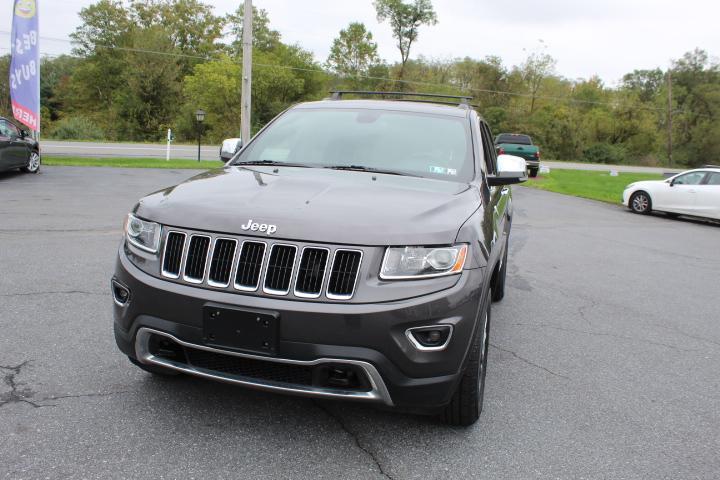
left=234, top=241, right=266, bottom=291
left=183, top=235, right=211, bottom=283
left=294, top=247, right=330, bottom=298
left=208, top=238, right=237, bottom=287
left=162, top=232, right=186, bottom=278
left=263, top=244, right=297, bottom=295
left=327, top=249, right=363, bottom=300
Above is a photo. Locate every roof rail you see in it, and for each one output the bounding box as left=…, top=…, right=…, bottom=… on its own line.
left=329, top=90, right=474, bottom=107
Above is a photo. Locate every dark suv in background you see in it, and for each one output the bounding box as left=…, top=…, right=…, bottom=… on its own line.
left=0, top=116, right=41, bottom=174
left=112, top=92, right=527, bottom=426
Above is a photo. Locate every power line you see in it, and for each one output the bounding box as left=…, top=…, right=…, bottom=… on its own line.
left=0, top=30, right=697, bottom=115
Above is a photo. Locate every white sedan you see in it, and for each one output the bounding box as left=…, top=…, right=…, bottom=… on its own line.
left=623, top=167, right=720, bottom=220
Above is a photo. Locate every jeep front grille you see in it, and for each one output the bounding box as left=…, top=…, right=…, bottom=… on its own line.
left=183, top=235, right=211, bottom=283
left=234, top=241, right=266, bottom=291
left=327, top=250, right=363, bottom=299
left=208, top=239, right=237, bottom=287
left=263, top=244, right=297, bottom=295
left=161, top=232, right=186, bottom=278
left=294, top=247, right=330, bottom=298
left=160, top=231, right=363, bottom=301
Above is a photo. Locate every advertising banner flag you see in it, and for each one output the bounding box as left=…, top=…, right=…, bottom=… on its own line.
left=10, top=0, right=40, bottom=132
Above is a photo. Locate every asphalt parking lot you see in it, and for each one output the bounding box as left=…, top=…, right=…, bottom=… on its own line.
left=1, top=166, right=719, bottom=479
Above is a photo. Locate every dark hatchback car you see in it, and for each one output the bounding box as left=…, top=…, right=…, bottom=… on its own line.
left=0, top=116, right=41, bottom=174
left=112, top=92, right=527, bottom=426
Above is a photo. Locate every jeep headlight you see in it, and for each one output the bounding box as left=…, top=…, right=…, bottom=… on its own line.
left=380, top=245, right=468, bottom=280
left=124, top=213, right=161, bottom=253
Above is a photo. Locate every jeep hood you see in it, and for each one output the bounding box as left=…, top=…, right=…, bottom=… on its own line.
left=134, top=166, right=480, bottom=246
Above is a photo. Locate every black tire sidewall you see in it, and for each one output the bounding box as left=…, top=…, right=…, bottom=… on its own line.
left=22, top=151, right=41, bottom=173
left=491, top=236, right=508, bottom=302
left=442, top=292, right=491, bottom=426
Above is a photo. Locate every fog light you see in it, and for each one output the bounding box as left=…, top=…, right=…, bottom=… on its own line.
left=111, top=279, right=131, bottom=306
left=406, top=325, right=453, bottom=351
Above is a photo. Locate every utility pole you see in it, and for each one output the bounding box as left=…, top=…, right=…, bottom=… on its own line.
left=241, top=0, right=253, bottom=144
left=667, top=72, right=673, bottom=168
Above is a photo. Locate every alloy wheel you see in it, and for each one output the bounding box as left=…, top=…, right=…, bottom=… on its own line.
left=632, top=193, right=649, bottom=213
left=27, top=152, right=41, bottom=173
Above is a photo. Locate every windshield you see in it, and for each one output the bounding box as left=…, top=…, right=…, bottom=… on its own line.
left=496, top=134, right=532, bottom=145
left=232, top=108, right=474, bottom=182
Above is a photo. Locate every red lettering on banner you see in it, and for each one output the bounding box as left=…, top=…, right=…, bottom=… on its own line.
left=11, top=101, right=38, bottom=131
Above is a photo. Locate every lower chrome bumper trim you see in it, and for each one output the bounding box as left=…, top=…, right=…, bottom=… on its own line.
left=134, top=327, right=394, bottom=406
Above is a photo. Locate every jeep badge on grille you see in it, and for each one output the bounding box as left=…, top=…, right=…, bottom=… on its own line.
left=241, top=219, right=277, bottom=235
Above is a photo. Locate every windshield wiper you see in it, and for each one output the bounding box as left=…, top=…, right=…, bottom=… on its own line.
left=233, top=160, right=312, bottom=168
left=324, top=165, right=417, bottom=177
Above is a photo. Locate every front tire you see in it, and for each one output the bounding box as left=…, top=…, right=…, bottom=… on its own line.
left=21, top=151, right=41, bottom=173
left=629, top=191, right=652, bottom=214
left=442, top=296, right=491, bottom=426
left=491, top=237, right=508, bottom=302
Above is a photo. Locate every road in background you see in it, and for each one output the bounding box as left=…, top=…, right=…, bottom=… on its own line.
left=41, top=141, right=684, bottom=173
left=42, top=141, right=221, bottom=161
left=1, top=166, right=718, bottom=479
left=543, top=160, right=681, bottom=174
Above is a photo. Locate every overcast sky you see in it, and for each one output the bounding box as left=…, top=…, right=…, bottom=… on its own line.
left=1, top=0, right=718, bottom=85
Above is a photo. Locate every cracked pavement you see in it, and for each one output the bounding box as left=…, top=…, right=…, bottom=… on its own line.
left=1, top=166, right=719, bottom=479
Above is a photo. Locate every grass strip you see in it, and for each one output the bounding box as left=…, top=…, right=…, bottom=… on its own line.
left=44, top=156, right=224, bottom=169
left=524, top=169, right=664, bottom=204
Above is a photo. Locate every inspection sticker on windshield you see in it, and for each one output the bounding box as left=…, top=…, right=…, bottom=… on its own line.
left=428, top=166, right=457, bottom=176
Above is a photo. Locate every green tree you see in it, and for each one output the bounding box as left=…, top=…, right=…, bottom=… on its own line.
left=518, top=51, right=556, bottom=114
left=71, top=0, right=131, bottom=56
left=0, top=55, right=11, bottom=117
left=111, top=26, right=183, bottom=140
left=622, top=69, right=664, bottom=102
left=326, top=23, right=380, bottom=88
left=69, top=0, right=132, bottom=115
left=129, top=0, right=224, bottom=73
left=40, top=55, right=81, bottom=124
left=180, top=47, right=326, bottom=142
left=373, top=0, right=438, bottom=81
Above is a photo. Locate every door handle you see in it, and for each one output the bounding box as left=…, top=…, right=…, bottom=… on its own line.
left=688, top=189, right=697, bottom=193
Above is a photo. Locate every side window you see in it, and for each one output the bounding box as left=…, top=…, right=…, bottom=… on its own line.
left=478, top=121, right=497, bottom=175
left=674, top=172, right=706, bottom=185
left=706, top=172, right=720, bottom=185
left=0, top=121, right=11, bottom=137
left=6, top=122, right=20, bottom=137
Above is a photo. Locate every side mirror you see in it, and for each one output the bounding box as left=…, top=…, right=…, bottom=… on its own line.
left=488, top=154, right=528, bottom=186
left=220, top=138, right=243, bottom=161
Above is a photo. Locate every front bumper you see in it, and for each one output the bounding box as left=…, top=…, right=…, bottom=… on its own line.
left=622, top=188, right=632, bottom=206
left=113, top=248, right=486, bottom=409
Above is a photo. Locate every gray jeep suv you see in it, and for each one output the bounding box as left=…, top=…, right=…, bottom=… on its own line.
left=112, top=92, right=527, bottom=426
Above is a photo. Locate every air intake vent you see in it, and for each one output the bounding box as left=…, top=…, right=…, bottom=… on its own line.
left=208, top=239, right=237, bottom=287
left=327, top=250, right=362, bottom=299
left=234, top=241, right=266, bottom=291
left=183, top=235, right=211, bottom=283
left=294, top=248, right=330, bottom=298
left=162, top=232, right=186, bottom=278
left=263, top=244, right=297, bottom=295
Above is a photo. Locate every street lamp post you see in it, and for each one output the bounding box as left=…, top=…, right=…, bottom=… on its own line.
left=195, top=109, right=206, bottom=162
